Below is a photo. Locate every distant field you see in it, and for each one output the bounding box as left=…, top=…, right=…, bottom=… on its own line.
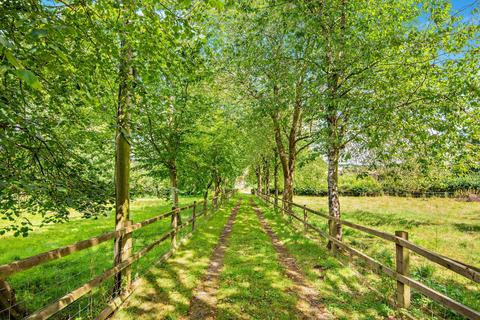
left=0, top=196, right=201, bottom=318
left=293, top=195, right=480, bottom=266
left=291, top=195, right=480, bottom=317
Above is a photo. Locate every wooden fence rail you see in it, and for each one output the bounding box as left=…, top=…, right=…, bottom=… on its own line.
left=0, top=191, right=236, bottom=320
left=256, top=191, right=480, bottom=320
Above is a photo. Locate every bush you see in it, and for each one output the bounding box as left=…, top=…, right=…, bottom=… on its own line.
left=433, top=174, right=480, bottom=192
left=339, top=174, right=383, bottom=196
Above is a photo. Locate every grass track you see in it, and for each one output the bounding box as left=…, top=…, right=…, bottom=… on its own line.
left=113, top=198, right=238, bottom=320
left=215, top=198, right=302, bottom=320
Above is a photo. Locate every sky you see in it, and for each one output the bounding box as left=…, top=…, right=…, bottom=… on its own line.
left=450, top=0, right=479, bottom=22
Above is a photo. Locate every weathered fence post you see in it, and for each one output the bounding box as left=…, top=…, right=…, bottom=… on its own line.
left=171, top=207, right=178, bottom=249
left=192, top=201, right=197, bottom=232
left=303, top=205, right=308, bottom=231
left=395, top=231, right=411, bottom=308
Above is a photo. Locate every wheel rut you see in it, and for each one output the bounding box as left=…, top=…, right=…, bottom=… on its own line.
left=187, top=200, right=242, bottom=320
left=250, top=199, right=332, bottom=320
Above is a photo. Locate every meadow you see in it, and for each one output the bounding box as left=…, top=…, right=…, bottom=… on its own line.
left=290, top=195, right=480, bottom=318
left=0, top=196, right=202, bottom=318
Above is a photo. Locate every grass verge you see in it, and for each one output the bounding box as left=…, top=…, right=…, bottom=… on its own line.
left=252, top=196, right=413, bottom=320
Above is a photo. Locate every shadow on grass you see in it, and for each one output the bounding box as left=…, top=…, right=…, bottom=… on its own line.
left=347, top=210, right=435, bottom=229
left=215, top=203, right=307, bottom=320
left=252, top=197, right=398, bottom=320
left=453, top=223, right=480, bottom=233
left=113, top=201, right=238, bottom=320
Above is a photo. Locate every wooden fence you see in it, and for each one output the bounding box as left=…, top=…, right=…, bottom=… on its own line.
left=256, top=191, right=480, bottom=320
left=0, top=191, right=235, bottom=320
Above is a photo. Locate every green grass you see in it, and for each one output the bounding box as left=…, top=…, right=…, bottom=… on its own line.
left=215, top=199, right=302, bottom=320
left=2, top=194, right=479, bottom=319
left=113, top=198, right=239, bottom=320
left=252, top=196, right=398, bottom=320
left=293, top=195, right=480, bottom=266
left=288, top=195, right=480, bottom=319
left=0, top=196, right=202, bottom=318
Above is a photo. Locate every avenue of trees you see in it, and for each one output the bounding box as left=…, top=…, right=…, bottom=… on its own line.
left=1, top=0, right=479, bottom=251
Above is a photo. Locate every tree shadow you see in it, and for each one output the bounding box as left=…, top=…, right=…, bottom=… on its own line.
left=113, top=201, right=237, bottom=320
left=453, top=223, right=480, bottom=233
left=214, top=202, right=312, bottom=320
left=253, top=197, right=399, bottom=319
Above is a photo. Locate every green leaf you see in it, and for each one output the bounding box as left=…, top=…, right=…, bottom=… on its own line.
left=207, top=0, right=224, bottom=10
left=0, top=33, right=13, bottom=48
left=30, top=29, right=48, bottom=40
left=5, top=50, right=23, bottom=69
left=50, top=45, right=68, bottom=62
left=15, top=69, right=43, bottom=90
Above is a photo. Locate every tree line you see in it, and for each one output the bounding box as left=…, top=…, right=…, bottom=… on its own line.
left=1, top=0, right=479, bottom=249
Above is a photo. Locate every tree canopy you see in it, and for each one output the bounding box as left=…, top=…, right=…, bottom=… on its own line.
left=1, top=0, right=479, bottom=236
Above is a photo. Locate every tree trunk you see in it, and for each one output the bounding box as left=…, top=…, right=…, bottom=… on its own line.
left=274, top=151, right=279, bottom=207
left=113, top=11, right=134, bottom=295
left=324, top=0, right=347, bottom=254
left=264, top=158, right=270, bottom=195
left=0, top=280, right=27, bottom=319
left=327, top=147, right=342, bottom=253
left=169, top=163, right=179, bottom=209
left=169, top=161, right=182, bottom=224
left=283, top=168, right=294, bottom=211
left=214, top=176, right=222, bottom=197
left=203, top=179, right=213, bottom=213
left=204, top=179, right=213, bottom=202
left=270, top=83, right=302, bottom=213
left=255, top=165, right=262, bottom=194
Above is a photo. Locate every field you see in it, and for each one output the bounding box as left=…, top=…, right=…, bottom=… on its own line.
left=290, top=195, right=480, bottom=318
left=114, top=195, right=480, bottom=320
left=0, top=196, right=202, bottom=318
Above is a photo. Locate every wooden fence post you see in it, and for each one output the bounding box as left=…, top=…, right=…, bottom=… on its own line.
left=192, top=201, right=197, bottom=232
left=395, top=231, right=411, bottom=308
left=171, top=207, right=178, bottom=249
left=303, top=205, right=308, bottom=231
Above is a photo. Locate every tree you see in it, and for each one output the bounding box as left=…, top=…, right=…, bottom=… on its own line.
left=0, top=0, right=119, bottom=236
left=220, top=3, right=317, bottom=210
left=296, top=0, right=479, bottom=251
left=133, top=1, right=214, bottom=212
left=113, top=0, right=136, bottom=295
